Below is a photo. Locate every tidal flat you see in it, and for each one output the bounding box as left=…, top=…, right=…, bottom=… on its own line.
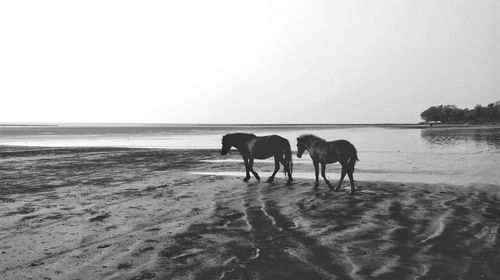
left=1, top=146, right=500, bottom=279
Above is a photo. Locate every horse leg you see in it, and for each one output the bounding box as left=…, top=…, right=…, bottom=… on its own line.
left=282, top=151, right=293, bottom=183
left=249, top=157, right=260, bottom=181
left=267, top=156, right=280, bottom=183
left=313, top=161, right=319, bottom=189
left=242, top=156, right=251, bottom=182
left=336, top=165, right=347, bottom=191
left=321, top=162, right=333, bottom=190
left=276, top=157, right=293, bottom=184
left=347, top=169, right=355, bottom=194
left=285, top=159, right=293, bottom=184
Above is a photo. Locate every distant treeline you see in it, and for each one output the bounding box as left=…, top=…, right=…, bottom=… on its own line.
left=420, top=102, right=500, bottom=123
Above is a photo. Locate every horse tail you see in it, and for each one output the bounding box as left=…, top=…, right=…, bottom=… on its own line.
left=283, top=140, right=293, bottom=180
left=348, top=143, right=359, bottom=173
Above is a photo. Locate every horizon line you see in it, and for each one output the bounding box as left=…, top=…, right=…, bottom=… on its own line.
left=0, top=122, right=423, bottom=126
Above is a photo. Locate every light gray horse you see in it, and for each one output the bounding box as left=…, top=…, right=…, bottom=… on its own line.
left=296, top=134, right=358, bottom=194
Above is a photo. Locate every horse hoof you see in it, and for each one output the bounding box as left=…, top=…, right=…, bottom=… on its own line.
left=243, top=178, right=250, bottom=182
left=266, top=178, right=274, bottom=183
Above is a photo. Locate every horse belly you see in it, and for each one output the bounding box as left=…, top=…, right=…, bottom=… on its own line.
left=326, top=154, right=338, bottom=164
left=254, top=150, right=274, bottom=159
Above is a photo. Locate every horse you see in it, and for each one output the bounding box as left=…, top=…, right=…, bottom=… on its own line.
left=296, top=134, right=359, bottom=194
left=221, top=133, right=293, bottom=183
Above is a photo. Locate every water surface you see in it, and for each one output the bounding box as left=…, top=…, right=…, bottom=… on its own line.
left=1, top=124, right=499, bottom=185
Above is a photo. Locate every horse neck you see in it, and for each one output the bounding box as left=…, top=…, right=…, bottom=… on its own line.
left=230, top=134, right=255, bottom=149
left=303, top=136, right=319, bottom=149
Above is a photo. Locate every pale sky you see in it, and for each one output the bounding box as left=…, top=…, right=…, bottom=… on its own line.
left=1, top=0, right=498, bottom=124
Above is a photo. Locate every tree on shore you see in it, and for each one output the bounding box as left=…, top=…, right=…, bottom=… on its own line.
left=420, top=102, right=500, bottom=123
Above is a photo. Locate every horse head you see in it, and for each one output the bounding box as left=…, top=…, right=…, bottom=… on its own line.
left=296, top=137, right=306, bottom=158
left=220, top=134, right=232, bottom=155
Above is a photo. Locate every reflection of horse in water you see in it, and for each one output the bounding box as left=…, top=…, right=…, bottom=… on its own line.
left=296, top=134, right=358, bottom=194
left=221, top=133, right=293, bottom=183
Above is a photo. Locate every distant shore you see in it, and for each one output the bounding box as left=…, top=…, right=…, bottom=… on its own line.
left=387, top=123, right=500, bottom=129
left=1, top=146, right=499, bottom=279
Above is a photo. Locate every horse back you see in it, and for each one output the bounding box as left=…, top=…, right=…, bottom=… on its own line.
left=328, top=140, right=356, bottom=160
left=329, top=139, right=353, bottom=148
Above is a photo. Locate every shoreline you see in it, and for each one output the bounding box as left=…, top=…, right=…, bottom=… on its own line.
left=1, top=146, right=499, bottom=279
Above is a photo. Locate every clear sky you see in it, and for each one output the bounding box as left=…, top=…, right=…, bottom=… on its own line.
left=1, top=0, right=498, bottom=124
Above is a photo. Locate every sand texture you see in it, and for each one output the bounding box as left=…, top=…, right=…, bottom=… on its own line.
left=1, top=146, right=500, bottom=279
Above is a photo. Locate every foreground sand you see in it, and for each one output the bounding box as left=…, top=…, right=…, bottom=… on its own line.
left=1, top=146, right=499, bottom=280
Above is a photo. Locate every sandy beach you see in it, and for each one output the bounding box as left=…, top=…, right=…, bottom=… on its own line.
left=1, top=146, right=500, bottom=280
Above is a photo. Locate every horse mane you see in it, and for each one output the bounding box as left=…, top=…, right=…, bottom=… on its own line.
left=298, top=134, right=325, bottom=143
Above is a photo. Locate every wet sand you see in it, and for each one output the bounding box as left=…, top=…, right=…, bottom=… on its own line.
left=1, top=146, right=500, bottom=279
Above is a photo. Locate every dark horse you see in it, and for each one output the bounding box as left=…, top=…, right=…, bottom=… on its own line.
left=221, top=133, right=293, bottom=183
left=296, top=134, right=358, bottom=193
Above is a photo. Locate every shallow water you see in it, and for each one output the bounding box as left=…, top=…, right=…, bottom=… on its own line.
left=1, top=124, right=499, bottom=185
